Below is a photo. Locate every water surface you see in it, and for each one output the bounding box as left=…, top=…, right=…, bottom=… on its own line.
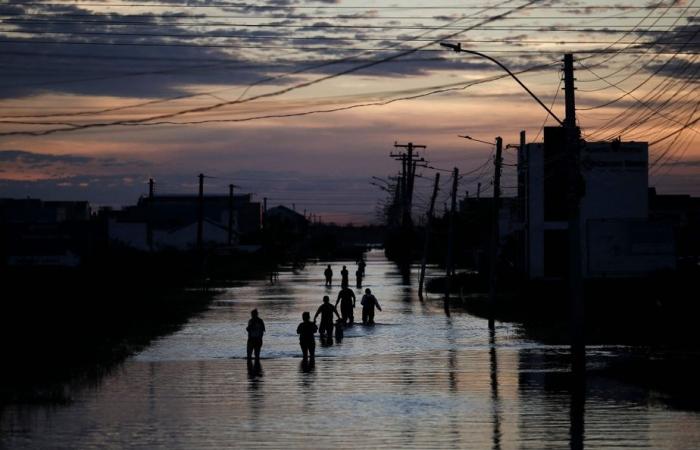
left=2, top=250, right=699, bottom=449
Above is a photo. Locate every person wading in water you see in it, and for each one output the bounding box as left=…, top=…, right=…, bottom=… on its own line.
left=297, top=312, right=318, bottom=361
left=340, top=265, right=349, bottom=287
left=314, top=295, right=340, bottom=339
left=360, top=288, right=382, bottom=325
left=246, top=309, right=265, bottom=361
left=335, top=286, right=356, bottom=325
left=324, top=265, right=333, bottom=287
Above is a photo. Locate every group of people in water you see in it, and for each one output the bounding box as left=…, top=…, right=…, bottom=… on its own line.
left=324, top=259, right=366, bottom=288
left=246, top=259, right=380, bottom=363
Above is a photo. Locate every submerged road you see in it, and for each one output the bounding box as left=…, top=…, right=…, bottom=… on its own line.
left=2, top=250, right=700, bottom=449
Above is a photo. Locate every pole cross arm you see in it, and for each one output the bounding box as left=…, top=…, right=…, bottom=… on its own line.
left=440, top=42, right=564, bottom=126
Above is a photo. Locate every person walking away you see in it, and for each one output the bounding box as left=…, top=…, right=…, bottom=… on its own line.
left=314, top=295, right=340, bottom=339
left=297, top=312, right=318, bottom=361
left=355, top=268, right=362, bottom=288
left=358, top=258, right=366, bottom=276
left=361, top=288, right=382, bottom=325
left=324, top=265, right=333, bottom=287
left=246, top=309, right=265, bottom=361
left=335, top=286, right=356, bottom=324
left=341, top=265, right=349, bottom=287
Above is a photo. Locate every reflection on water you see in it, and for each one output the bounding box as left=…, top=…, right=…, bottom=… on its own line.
left=2, top=250, right=700, bottom=449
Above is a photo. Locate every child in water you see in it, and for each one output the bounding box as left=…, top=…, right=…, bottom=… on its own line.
left=334, top=318, right=344, bottom=341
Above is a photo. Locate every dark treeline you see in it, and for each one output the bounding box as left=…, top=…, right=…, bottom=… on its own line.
left=0, top=250, right=226, bottom=404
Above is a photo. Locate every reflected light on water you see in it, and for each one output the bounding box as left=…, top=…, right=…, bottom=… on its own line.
left=2, top=250, right=700, bottom=449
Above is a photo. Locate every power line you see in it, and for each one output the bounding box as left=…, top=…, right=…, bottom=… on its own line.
left=0, top=0, right=545, bottom=136
left=8, top=2, right=698, bottom=9
left=6, top=29, right=696, bottom=46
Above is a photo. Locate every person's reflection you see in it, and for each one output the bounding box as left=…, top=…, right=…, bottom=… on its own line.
left=247, top=359, right=264, bottom=384
left=399, top=263, right=411, bottom=285
left=490, top=327, right=502, bottom=450
left=300, top=358, right=315, bottom=375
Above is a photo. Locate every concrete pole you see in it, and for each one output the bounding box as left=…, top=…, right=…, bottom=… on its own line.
left=564, top=53, right=585, bottom=374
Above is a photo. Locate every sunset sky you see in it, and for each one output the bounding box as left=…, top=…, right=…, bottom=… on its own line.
left=1, top=0, right=698, bottom=223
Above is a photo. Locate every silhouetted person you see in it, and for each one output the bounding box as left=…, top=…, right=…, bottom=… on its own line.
left=324, top=265, right=333, bottom=286
left=246, top=309, right=265, bottom=361
left=361, top=288, right=382, bottom=325
left=314, top=295, right=340, bottom=339
left=334, top=318, right=344, bottom=341
left=297, top=311, right=318, bottom=361
left=358, top=258, right=366, bottom=276
left=341, top=265, right=349, bottom=287
left=355, top=269, right=362, bottom=288
left=336, top=286, right=356, bottom=324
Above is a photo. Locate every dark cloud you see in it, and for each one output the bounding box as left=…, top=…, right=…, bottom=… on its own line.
left=0, top=0, right=558, bottom=102
left=0, top=150, right=94, bottom=166
left=658, top=158, right=700, bottom=167
left=0, top=175, right=151, bottom=207
left=0, top=149, right=146, bottom=171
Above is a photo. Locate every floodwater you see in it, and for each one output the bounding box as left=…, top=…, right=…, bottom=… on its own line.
left=2, top=250, right=700, bottom=449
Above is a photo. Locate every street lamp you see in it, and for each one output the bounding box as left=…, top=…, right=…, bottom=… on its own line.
left=442, top=42, right=585, bottom=374
left=458, top=134, right=496, bottom=146
left=440, top=42, right=564, bottom=126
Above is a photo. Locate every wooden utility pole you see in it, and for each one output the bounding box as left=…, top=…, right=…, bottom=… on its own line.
left=563, top=53, right=585, bottom=373
left=418, top=172, right=440, bottom=298
left=477, top=182, right=482, bottom=199
left=147, top=178, right=154, bottom=251
left=228, top=184, right=235, bottom=246
left=444, top=167, right=459, bottom=309
left=488, top=137, right=503, bottom=330
left=262, top=196, right=268, bottom=230
left=391, top=142, right=426, bottom=228
left=197, top=173, right=204, bottom=250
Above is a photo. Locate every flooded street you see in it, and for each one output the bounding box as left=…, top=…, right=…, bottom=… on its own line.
left=2, top=250, right=700, bottom=449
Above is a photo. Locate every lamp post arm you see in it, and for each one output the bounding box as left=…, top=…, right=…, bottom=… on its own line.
left=440, top=43, right=564, bottom=126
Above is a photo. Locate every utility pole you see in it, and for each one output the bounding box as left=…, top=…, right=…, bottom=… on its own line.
left=488, top=137, right=503, bottom=330
left=418, top=172, right=440, bottom=298
left=147, top=178, right=154, bottom=251
left=391, top=142, right=426, bottom=228
left=564, top=53, right=585, bottom=374
left=444, top=167, right=459, bottom=311
left=519, top=130, right=528, bottom=276
left=197, top=173, right=204, bottom=250
left=228, top=184, right=235, bottom=246
left=477, top=182, right=482, bottom=199
left=262, top=196, right=268, bottom=230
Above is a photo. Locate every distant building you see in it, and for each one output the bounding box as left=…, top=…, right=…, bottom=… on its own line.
left=0, top=198, right=90, bottom=223
left=107, top=193, right=261, bottom=251
left=520, top=127, right=675, bottom=280
left=648, top=188, right=700, bottom=263
left=264, top=205, right=309, bottom=234
left=0, top=198, right=93, bottom=266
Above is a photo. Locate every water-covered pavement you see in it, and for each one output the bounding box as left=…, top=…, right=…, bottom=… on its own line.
left=2, top=250, right=700, bottom=449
